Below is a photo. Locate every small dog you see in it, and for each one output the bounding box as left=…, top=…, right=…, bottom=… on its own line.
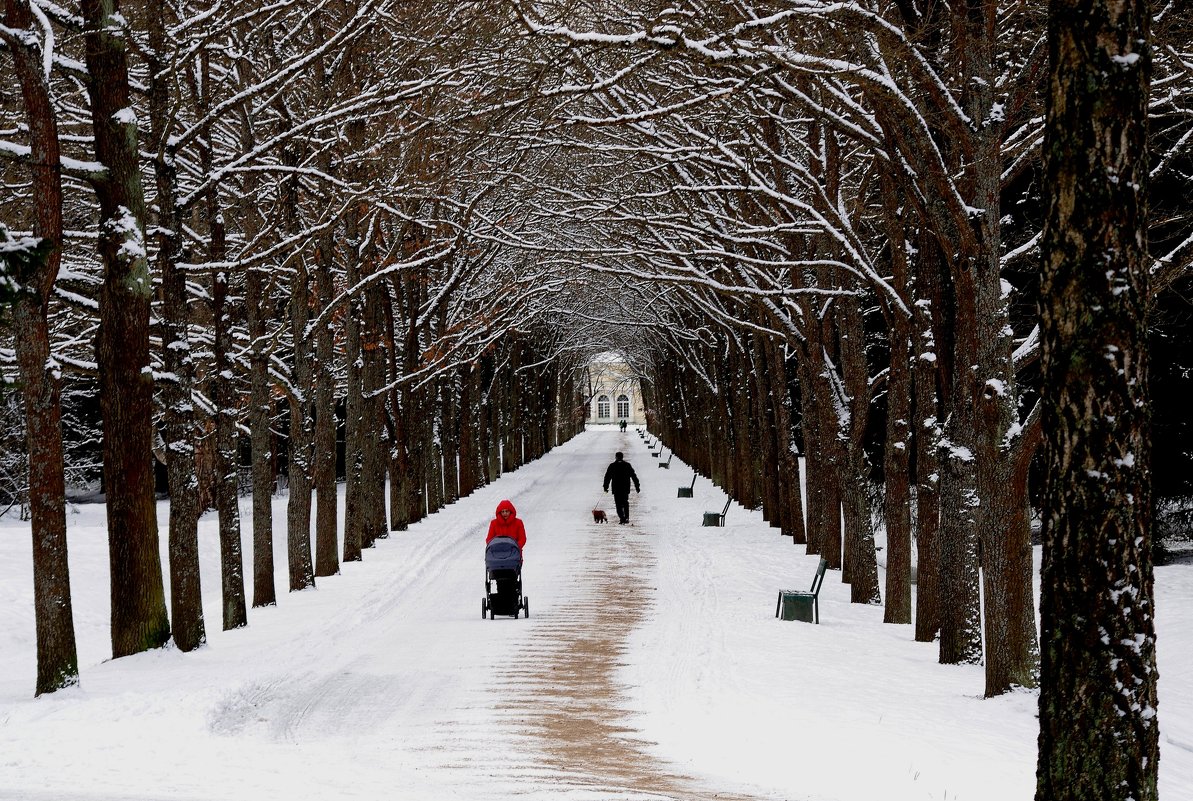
left=592, top=509, right=608, bottom=523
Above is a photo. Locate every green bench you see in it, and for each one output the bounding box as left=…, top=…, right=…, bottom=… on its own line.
left=702, top=498, right=730, bottom=527
left=658, top=452, right=674, bottom=468
left=677, top=473, right=696, bottom=497
left=775, top=557, right=828, bottom=623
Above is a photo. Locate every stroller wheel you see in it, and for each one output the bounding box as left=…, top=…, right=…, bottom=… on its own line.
left=481, top=598, right=487, bottom=619
left=489, top=605, right=494, bottom=620
left=524, top=597, right=530, bottom=618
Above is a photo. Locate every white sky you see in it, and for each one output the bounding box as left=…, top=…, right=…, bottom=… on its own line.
left=1, top=426, right=1190, bottom=800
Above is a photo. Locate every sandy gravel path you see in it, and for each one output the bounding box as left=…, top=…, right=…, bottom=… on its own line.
left=494, top=525, right=763, bottom=801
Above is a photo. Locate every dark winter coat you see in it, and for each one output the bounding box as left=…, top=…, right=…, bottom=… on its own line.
left=486, top=499, right=527, bottom=549
left=603, top=458, right=640, bottom=495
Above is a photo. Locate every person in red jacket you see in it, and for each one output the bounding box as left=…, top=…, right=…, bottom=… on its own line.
left=486, top=499, right=526, bottom=549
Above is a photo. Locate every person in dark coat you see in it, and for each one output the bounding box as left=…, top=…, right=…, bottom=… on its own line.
left=602, top=451, right=641, bottom=524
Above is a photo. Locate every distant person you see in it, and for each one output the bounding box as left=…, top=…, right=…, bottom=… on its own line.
left=619, top=419, right=627, bottom=432
left=486, top=499, right=526, bottom=549
left=602, top=451, right=641, bottom=525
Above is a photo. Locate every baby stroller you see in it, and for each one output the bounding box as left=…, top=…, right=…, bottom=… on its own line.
left=483, top=536, right=529, bottom=619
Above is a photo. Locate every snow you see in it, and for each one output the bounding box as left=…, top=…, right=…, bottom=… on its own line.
left=107, top=206, right=147, bottom=261
left=111, top=107, right=137, bottom=125
left=1, top=426, right=1191, bottom=800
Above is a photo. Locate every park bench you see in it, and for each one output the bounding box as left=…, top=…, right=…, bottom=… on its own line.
left=775, top=557, right=829, bottom=624
left=702, top=498, right=731, bottom=527
left=652, top=446, right=663, bottom=458
left=677, top=473, right=696, bottom=498
left=658, top=452, right=674, bottom=468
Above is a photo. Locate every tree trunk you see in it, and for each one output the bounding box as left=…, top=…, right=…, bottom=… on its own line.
left=752, top=333, right=782, bottom=527
left=210, top=253, right=247, bottom=630
left=313, top=231, right=339, bottom=577
left=937, top=363, right=983, bottom=665
left=309, top=0, right=339, bottom=576
left=439, top=366, right=460, bottom=507
left=912, top=235, right=946, bottom=643
left=2, top=0, right=80, bottom=694
left=223, top=56, right=275, bottom=610
left=384, top=281, right=412, bottom=531
left=246, top=260, right=276, bottom=606
left=459, top=367, right=479, bottom=498
left=880, top=173, right=914, bottom=625
left=361, top=279, right=390, bottom=542
left=341, top=203, right=364, bottom=563
left=285, top=250, right=315, bottom=592
left=341, top=199, right=362, bottom=561
left=838, top=292, right=881, bottom=605
left=794, top=340, right=823, bottom=556
left=149, top=2, right=205, bottom=652
left=192, top=39, right=247, bottom=631
left=803, top=291, right=843, bottom=568
left=953, top=0, right=1041, bottom=697
left=82, top=0, right=171, bottom=658
left=769, top=341, right=806, bottom=543
left=731, top=346, right=758, bottom=510
left=982, top=423, right=1041, bottom=694
left=1036, top=2, right=1158, bottom=798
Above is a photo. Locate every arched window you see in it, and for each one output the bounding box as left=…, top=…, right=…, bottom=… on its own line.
left=597, top=395, right=611, bottom=419
left=617, top=394, right=630, bottom=419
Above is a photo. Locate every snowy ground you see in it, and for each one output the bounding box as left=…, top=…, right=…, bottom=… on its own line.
left=1, top=426, right=1190, bottom=800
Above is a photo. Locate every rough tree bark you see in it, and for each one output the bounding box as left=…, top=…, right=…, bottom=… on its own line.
left=285, top=246, right=316, bottom=591
left=768, top=340, right=806, bottom=544
left=957, top=0, right=1040, bottom=697
left=209, top=221, right=248, bottom=630
left=912, top=235, right=945, bottom=644
left=313, top=228, right=339, bottom=577
left=936, top=379, right=983, bottom=665
left=148, top=0, right=205, bottom=652
left=273, top=93, right=315, bottom=593
left=880, top=170, right=913, bottom=625
left=82, top=0, right=171, bottom=658
left=1036, top=1, right=1158, bottom=798
left=360, top=276, right=390, bottom=543
left=837, top=289, right=881, bottom=605
left=310, top=17, right=339, bottom=578
left=232, top=51, right=276, bottom=608
left=192, top=44, right=248, bottom=631
left=246, top=256, right=276, bottom=605
left=1, top=0, right=79, bottom=692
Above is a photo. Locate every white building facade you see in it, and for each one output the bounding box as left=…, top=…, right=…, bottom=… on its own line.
left=585, top=358, right=645, bottom=425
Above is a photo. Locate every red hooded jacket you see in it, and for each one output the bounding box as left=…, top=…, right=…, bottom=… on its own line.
left=486, top=499, right=526, bottom=549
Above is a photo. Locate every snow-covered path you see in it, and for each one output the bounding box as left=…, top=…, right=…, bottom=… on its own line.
left=0, top=429, right=764, bottom=800
left=2, top=427, right=1191, bottom=800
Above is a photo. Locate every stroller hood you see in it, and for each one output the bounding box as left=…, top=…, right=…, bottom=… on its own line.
left=485, top=536, right=523, bottom=570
